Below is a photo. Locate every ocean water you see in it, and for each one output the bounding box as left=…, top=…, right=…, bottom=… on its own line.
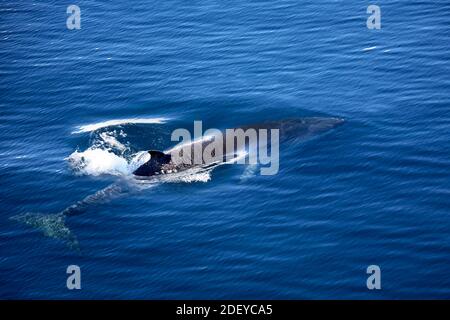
left=1, top=0, right=450, bottom=299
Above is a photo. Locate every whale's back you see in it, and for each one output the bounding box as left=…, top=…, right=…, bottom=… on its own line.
left=240, top=117, right=344, bottom=142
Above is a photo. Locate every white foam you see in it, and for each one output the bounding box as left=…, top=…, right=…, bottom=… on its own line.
left=67, top=148, right=130, bottom=176
left=132, top=172, right=212, bottom=189
left=99, top=132, right=127, bottom=152
left=160, top=170, right=212, bottom=183
left=179, top=172, right=211, bottom=183
left=73, top=117, right=168, bottom=134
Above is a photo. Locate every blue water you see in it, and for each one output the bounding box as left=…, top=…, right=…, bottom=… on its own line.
left=1, top=0, right=450, bottom=299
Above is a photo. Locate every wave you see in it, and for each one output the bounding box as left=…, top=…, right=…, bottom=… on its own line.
left=362, top=46, right=377, bottom=52
left=72, top=117, right=169, bottom=134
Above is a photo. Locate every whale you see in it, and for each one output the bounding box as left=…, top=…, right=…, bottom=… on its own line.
left=133, top=117, right=344, bottom=177
left=10, top=117, right=344, bottom=249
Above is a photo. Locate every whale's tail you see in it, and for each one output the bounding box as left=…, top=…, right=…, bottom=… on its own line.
left=10, top=183, right=127, bottom=250
left=10, top=212, right=79, bottom=250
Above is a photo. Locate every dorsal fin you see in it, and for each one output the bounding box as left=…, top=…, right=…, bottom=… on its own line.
left=133, top=150, right=171, bottom=176
left=148, top=150, right=171, bottom=162
left=148, top=150, right=167, bottom=158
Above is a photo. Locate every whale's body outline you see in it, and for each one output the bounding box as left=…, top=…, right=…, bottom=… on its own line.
left=11, top=117, right=344, bottom=249
left=133, top=117, right=344, bottom=177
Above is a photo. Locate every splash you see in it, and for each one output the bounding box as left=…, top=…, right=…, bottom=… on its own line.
left=67, top=119, right=219, bottom=181
left=67, top=148, right=130, bottom=176
left=99, top=131, right=127, bottom=153
left=68, top=125, right=146, bottom=176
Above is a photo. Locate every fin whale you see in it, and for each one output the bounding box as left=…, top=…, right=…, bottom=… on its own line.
left=11, top=117, right=344, bottom=249
left=133, top=117, right=344, bottom=177
left=10, top=183, right=125, bottom=250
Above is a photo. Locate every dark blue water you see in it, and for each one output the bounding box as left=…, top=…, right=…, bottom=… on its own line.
left=1, top=1, right=450, bottom=299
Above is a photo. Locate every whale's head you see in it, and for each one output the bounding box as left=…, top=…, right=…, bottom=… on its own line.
left=256, top=117, right=344, bottom=141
